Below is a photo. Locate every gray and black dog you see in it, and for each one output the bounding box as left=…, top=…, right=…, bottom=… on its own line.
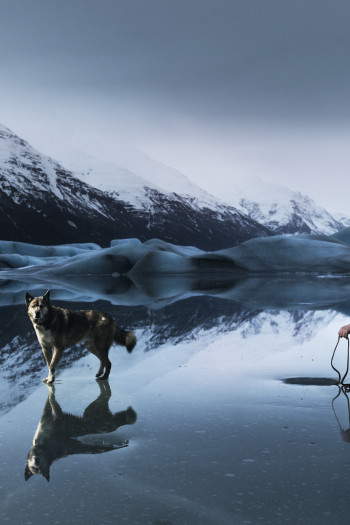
left=25, top=290, right=136, bottom=383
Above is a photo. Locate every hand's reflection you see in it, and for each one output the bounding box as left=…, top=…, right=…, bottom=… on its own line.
left=24, top=381, right=137, bottom=482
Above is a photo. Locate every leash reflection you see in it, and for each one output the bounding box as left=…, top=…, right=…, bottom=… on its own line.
left=332, top=385, right=350, bottom=443
left=25, top=381, right=137, bottom=482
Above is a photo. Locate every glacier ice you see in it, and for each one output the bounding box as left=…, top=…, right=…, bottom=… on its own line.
left=217, top=234, right=350, bottom=273
left=1, top=231, right=350, bottom=276
left=0, top=241, right=102, bottom=270
left=0, top=240, right=100, bottom=257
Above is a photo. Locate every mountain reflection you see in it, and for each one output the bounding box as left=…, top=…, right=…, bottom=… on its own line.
left=24, top=382, right=137, bottom=482
left=0, top=288, right=345, bottom=417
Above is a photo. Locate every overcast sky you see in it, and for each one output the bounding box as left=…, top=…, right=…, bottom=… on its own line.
left=0, top=0, right=349, bottom=213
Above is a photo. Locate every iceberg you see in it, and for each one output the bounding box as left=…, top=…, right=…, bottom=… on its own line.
left=0, top=240, right=100, bottom=257
left=0, top=240, right=102, bottom=270
left=217, top=235, right=350, bottom=273
left=1, top=229, right=350, bottom=278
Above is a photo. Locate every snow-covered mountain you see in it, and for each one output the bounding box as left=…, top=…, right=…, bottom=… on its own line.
left=0, top=122, right=347, bottom=249
left=57, top=144, right=221, bottom=209
left=333, top=212, right=350, bottom=230
left=201, top=174, right=345, bottom=236
left=55, top=140, right=347, bottom=237
left=0, top=123, right=269, bottom=249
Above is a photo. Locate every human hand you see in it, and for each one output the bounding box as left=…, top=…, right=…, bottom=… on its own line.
left=338, top=324, right=350, bottom=339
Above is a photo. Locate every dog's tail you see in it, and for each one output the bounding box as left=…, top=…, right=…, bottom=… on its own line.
left=115, top=327, right=136, bottom=354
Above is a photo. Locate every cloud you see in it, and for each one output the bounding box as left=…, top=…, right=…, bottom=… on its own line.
left=0, top=0, right=349, bottom=215
left=1, top=0, right=350, bottom=122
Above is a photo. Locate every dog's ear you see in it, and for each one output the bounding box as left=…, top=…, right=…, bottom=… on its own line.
left=25, top=292, right=33, bottom=307
left=43, top=470, right=50, bottom=483
left=40, top=464, right=50, bottom=482
left=24, top=465, right=33, bottom=481
left=43, top=290, right=51, bottom=303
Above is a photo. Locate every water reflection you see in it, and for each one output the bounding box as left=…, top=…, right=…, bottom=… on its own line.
left=284, top=377, right=350, bottom=446
left=0, top=289, right=345, bottom=417
left=2, top=273, right=350, bottom=313
left=332, top=386, right=350, bottom=443
left=1, top=278, right=350, bottom=523
left=24, top=382, right=137, bottom=482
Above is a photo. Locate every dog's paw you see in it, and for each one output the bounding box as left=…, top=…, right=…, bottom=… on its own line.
left=42, top=377, right=54, bottom=384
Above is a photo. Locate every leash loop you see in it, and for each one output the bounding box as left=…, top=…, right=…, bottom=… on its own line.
left=331, top=336, right=350, bottom=385
left=342, top=337, right=350, bottom=385
left=331, top=336, right=342, bottom=384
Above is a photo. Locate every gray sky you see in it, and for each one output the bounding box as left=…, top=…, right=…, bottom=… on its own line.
left=1, top=0, right=349, bottom=213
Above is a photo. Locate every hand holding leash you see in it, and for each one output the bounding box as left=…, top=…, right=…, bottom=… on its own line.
left=332, top=334, right=350, bottom=385
left=339, top=324, right=350, bottom=339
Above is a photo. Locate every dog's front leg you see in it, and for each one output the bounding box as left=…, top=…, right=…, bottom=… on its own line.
left=45, top=347, right=63, bottom=384
left=41, top=346, right=53, bottom=384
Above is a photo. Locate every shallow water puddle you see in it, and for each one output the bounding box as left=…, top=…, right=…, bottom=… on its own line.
left=1, top=289, right=350, bottom=524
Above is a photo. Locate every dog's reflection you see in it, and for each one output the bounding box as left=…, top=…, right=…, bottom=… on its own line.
left=25, top=382, right=137, bottom=481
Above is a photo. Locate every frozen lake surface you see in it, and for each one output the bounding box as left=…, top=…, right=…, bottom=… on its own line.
left=1, top=277, right=350, bottom=524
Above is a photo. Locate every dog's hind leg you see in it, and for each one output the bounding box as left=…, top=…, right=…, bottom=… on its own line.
left=83, top=339, right=108, bottom=379
left=94, top=340, right=112, bottom=381
left=96, top=353, right=112, bottom=381
left=98, top=336, right=114, bottom=380
left=84, top=328, right=113, bottom=380
left=95, top=360, right=105, bottom=378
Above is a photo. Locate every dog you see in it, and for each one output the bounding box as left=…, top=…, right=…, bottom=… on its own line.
left=25, top=290, right=136, bottom=383
left=25, top=383, right=137, bottom=481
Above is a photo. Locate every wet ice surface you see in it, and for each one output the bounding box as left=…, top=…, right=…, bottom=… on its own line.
left=1, top=283, right=350, bottom=524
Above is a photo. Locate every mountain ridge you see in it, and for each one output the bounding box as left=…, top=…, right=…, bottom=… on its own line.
left=51, top=133, right=347, bottom=237
left=0, top=123, right=347, bottom=249
left=0, top=123, right=269, bottom=249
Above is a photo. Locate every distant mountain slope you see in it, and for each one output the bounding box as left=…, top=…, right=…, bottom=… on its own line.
left=57, top=146, right=221, bottom=208
left=57, top=144, right=348, bottom=237
left=199, top=174, right=345, bottom=236
left=0, top=124, right=269, bottom=249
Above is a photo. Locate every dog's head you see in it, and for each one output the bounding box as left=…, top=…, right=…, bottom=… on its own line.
left=25, top=290, right=51, bottom=324
left=25, top=446, right=51, bottom=482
